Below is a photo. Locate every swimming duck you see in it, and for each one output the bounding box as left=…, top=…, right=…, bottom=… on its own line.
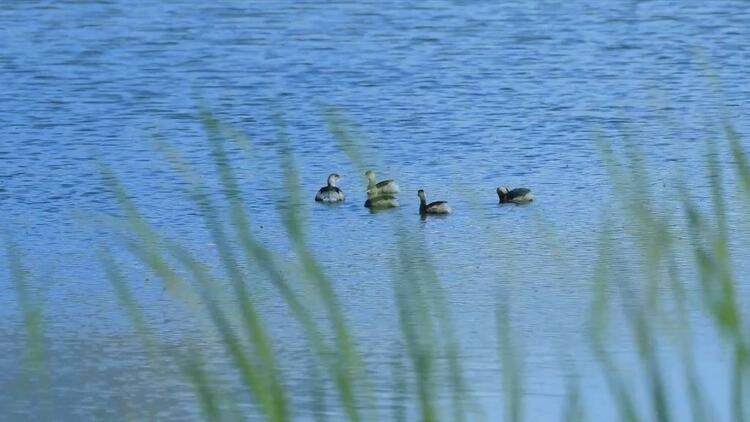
left=364, top=194, right=399, bottom=209
left=496, top=186, right=533, bottom=204
left=418, top=189, right=451, bottom=214
left=315, top=173, right=345, bottom=203
left=365, top=170, right=400, bottom=195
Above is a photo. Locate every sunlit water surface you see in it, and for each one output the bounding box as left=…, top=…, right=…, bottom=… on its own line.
left=1, top=1, right=749, bottom=420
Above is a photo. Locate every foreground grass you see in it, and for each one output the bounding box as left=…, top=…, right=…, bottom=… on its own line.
left=5, top=113, right=750, bottom=421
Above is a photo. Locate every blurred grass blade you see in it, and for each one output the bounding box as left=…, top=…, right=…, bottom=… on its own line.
left=497, top=302, right=522, bottom=422
left=100, top=251, right=158, bottom=357
left=412, top=229, right=468, bottom=421
left=6, top=240, right=46, bottom=379
left=99, top=163, right=285, bottom=421
left=562, top=374, right=584, bottom=422
left=394, top=232, right=436, bottom=422
left=324, top=109, right=370, bottom=173
left=181, top=347, right=223, bottom=422
left=391, top=350, right=408, bottom=422
left=274, top=110, right=370, bottom=421
left=725, top=122, right=750, bottom=193
left=196, top=114, right=344, bottom=419
left=98, top=164, right=198, bottom=307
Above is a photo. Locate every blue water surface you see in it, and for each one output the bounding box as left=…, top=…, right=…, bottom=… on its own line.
left=1, top=1, right=749, bottom=420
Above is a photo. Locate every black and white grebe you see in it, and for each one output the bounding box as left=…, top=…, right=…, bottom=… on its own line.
left=496, top=186, right=533, bottom=204
left=418, top=189, right=451, bottom=215
left=314, top=173, right=345, bottom=203
left=365, top=170, right=400, bottom=195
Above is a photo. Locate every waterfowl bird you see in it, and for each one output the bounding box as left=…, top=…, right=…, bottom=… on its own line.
left=364, top=194, right=399, bottom=209
left=365, top=170, right=400, bottom=195
left=497, top=186, right=533, bottom=204
left=315, top=173, right=345, bottom=203
left=418, top=189, right=451, bottom=214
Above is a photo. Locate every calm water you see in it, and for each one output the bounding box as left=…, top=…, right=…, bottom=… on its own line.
left=1, top=0, right=749, bottom=420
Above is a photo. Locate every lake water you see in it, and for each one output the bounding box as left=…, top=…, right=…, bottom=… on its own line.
left=1, top=1, right=749, bottom=420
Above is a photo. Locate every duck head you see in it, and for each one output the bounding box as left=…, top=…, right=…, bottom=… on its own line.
left=327, top=173, right=341, bottom=186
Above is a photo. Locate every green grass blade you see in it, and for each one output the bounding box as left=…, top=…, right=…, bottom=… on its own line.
left=496, top=303, right=522, bottom=422
left=181, top=350, right=222, bottom=421
left=725, top=123, right=750, bottom=194
left=393, top=232, right=437, bottom=422
left=100, top=251, right=159, bottom=357
left=5, top=240, right=46, bottom=379
left=273, top=111, right=369, bottom=421
left=99, top=164, right=283, bottom=421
